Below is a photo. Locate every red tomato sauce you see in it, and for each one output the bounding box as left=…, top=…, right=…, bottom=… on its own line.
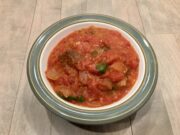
left=46, top=26, right=139, bottom=107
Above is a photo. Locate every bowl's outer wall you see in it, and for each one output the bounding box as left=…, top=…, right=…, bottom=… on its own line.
left=27, top=14, right=158, bottom=125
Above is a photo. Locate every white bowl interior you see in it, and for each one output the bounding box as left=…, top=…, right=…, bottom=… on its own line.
left=40, top=22, right=145, bottom=110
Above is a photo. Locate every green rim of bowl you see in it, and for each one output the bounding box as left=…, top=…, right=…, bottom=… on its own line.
left=27, top=14, right=158, bottom=125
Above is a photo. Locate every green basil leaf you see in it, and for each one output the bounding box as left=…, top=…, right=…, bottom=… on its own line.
left=61, top=95, right=85, bottom=102
left=96, top=63, right=108, bottom=74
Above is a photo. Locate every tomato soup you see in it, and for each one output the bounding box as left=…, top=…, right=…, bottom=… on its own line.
left=46, top=26, right=139, bottom=107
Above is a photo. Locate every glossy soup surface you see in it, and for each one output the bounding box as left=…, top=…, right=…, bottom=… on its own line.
left=46, top=26, right=139, bottom=107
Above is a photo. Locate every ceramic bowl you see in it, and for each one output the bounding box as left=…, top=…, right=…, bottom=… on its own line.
left=27, top=14, right=158, bottom=125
